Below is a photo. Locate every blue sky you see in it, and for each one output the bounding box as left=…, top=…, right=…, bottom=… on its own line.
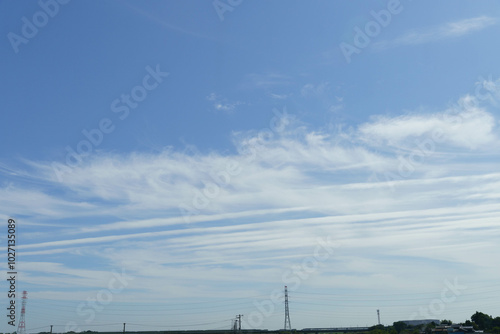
left=1, top=0, right=500, bottom=332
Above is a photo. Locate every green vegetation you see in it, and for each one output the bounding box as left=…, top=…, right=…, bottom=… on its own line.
left=469, top=311, right=500, bottom=333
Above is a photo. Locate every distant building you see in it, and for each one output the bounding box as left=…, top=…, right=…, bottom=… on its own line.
left=402, top=320, right=441, bottom=326
left=433, top=325, right=451, bottom=334
left=432, top=325, right=477, bottom=334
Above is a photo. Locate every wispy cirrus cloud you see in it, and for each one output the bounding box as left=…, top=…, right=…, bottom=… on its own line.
left=7, top=88, right=499, bottom=233
left=358, top=96, right=498, bottom=150
left=241, top=72, right=293, bottom=89
left=206, top=93, right=243, bottom=112
left=4, top=82, right=500, bottom=329
left=301, top=82, right=330, bottom=97
left=374, top=16, right=498, bottom=50
left=268, top=92, right=289, bottom=100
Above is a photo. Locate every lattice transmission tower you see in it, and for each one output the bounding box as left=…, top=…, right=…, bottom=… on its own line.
left=17, top=291, right=28, bottom=334
left=284, top=285, right=291, bottom=331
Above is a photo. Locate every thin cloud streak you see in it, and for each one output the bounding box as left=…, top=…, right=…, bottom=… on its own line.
left=374, top=16, right=498, bottom=50
left=3, top=87, right=500, bottom=326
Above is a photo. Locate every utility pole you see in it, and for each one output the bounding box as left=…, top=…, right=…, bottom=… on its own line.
left=236, top=314, right=243, bottom=331
left=232, top=319, right=238, bottom=332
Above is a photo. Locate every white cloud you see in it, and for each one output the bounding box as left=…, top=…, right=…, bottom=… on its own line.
left=359, top=96, right=498, bottom=150
left=3, top=89, right=500, bottom=329
left=206, top=92, right=217, bottom=101
left=242, top=72, right=293, bottom=89
left=268, top=92, right=289, bottom=99
left=329, top=103, right=344, bottom=113
left=10, top=90, right=500, bottom=228
left=206, top=92, right=242, bottom=112
left=374, top=16, right=498, bottom=50
left=301, top=82, right=330, bottom=97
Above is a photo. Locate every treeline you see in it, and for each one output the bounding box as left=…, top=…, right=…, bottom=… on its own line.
left=369, top=312, right=500, bottom=334
left=468, top=311, right=500, bottom=332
